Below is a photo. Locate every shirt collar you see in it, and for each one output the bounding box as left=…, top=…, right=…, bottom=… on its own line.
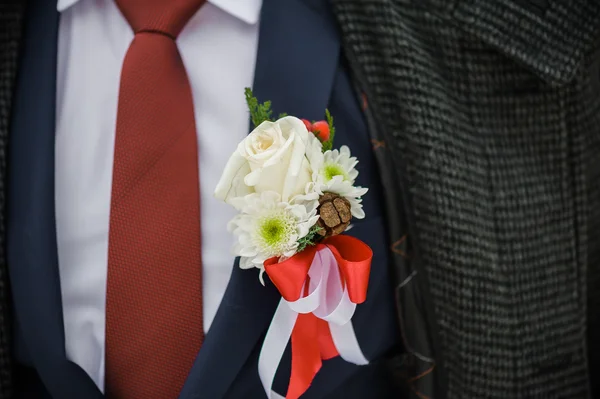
left=57, top=0, right=262, bottom=25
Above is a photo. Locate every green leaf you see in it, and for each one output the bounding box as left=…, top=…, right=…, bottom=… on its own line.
left=278, top=113, right=288, bottom=119
left=322, top=109, right=336, bottom=152
left=296, top=225, right=324, bottom=253
left=245, top=88, right=273, bottom=127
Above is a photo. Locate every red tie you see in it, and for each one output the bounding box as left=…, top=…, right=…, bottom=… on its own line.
left=105, top=1, right=206, bottom=398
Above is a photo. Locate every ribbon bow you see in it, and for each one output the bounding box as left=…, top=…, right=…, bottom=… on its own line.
left=259, top=235, right=372, bottom=399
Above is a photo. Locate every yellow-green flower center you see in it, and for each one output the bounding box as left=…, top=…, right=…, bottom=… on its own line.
left=260, top=219, right=285, bottom=245
left=322, top=162, right=348, bottom=182
left=255, top=210, right=296, bottom=255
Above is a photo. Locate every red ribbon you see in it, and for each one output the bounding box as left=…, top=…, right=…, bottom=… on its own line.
left=264, top=235, right=372, bottom=399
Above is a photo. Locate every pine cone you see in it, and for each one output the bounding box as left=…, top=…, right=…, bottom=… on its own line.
left=316, top=192, right=352, bottom=237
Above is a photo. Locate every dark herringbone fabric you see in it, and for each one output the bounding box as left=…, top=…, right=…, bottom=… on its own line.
left=0, top=3, right=24, bottom=398
left=586, top=44, right=600, bottom=397
left=332, top=1, right=600, bottom=398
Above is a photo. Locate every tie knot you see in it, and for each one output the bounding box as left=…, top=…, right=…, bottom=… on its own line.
left=116, top=0, right=207, bottom=38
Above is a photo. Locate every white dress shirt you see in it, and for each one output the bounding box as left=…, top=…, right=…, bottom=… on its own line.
left=55, top=0, right=261, bottom=391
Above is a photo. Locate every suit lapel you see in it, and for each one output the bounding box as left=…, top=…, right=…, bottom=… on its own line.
left=178, top=0, right=340, bottom=398
left=6, top=1, right=102, bottom=398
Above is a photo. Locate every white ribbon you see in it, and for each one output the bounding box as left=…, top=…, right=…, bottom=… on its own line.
left=258, top=247, right=369, bottom=399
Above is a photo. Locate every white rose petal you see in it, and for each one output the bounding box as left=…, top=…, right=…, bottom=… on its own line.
left=214, top=152, right=253, bottom=206
left=214, top=116, right=323, bottom=204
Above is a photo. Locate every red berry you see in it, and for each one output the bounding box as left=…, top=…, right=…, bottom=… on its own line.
left=311, top=121, right=330, bottom=142
left=301, top=119, right=313, bottom=132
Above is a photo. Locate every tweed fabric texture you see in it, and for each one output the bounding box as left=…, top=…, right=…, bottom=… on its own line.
left=331, top=0, right=600, bottom=398
left=0, top=4, right=24, bottom=398
left=346, top=64, right=443, bottom=399
left=586, top=42, right=600, bottom=396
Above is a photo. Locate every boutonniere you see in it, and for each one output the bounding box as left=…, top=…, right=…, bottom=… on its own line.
left=214, top=89, right=372, bottom=399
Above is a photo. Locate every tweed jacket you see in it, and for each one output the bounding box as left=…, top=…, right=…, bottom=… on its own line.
left=0, top=1, right=599, bottom=399
left=330, top=1, right=600, bottom=398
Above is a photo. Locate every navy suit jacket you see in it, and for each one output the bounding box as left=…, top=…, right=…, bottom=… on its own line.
left=7, top=0, right=400, bottom=397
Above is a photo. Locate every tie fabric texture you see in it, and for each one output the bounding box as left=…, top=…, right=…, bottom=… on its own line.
left=105, top=1, right=206, bottom=398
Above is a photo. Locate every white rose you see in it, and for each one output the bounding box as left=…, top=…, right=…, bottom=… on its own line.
left=215, top=116, right=322, bottom=206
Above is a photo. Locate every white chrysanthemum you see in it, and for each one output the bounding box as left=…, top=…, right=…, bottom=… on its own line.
left=228, top=191, right=319, bottom=284
left=295, top=131, right=325, bottom=201
left=310, top=145, right=368, bottom=219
